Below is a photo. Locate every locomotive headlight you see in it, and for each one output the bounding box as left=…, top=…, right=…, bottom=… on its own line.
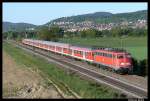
left=120, top=62, right=131, bottom=65
left=120, top=63, right=125, bottom=65
left=126, top=63, right=131, bottom=65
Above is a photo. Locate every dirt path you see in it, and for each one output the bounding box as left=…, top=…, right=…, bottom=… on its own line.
left=3, top=51, right=62, bottom=98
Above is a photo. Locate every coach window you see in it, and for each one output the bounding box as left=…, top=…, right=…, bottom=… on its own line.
left=76, top=50, right=78, bottom=54
left=97, top=52, right=99, bottom=56
left=105, top=53, right=108, bottom=57
left=107, top=54, right=109, bottom=57
left=80, top=51, right=81, bottom=54
left=103, top=53, right=105, bottom=57
left=96, top=52, right=98, bottom=55
left=105, top=53, right=107, bottom=57
left=108, top=54, right=111, bottom=57
left=80, top=51, right=82, bottom=55
left=109, top=54, right=112, bottom=58
left=108, top=54, right=112, bottom=58
left=95, top=52, right=97, bottom=55
left=106, top=53, right=108, bottom=57
left=112, top=54, right=115, bottom=58
left=87, top=52, right=89, bottom=56
left=99, top=52, right=101, bottom=56
left=69, top=49, right=72, bottom=52
left=85, top=52, right=87, bottom=56
left=102, top=53, right=104, bottom=56
left=97, top=52, right=99, bottom=55
left=74, top=50, right=77, bottom=54
left=101, top=53, right=103, bottom=56
left=98, top=52, right=100, bottom=55
left=81, top=51, right=83, bottom=55
left=107, top=54, right=110, bottom=58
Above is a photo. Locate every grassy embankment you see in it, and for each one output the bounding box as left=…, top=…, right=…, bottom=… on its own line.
left=3, top=41, right=126, bottom=98
left=59, top=37, right=147, bottom=60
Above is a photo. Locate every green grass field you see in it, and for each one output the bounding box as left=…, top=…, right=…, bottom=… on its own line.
left=3, top=41, right=127, bottom=98
left=59, top=37, right=147, bottom=60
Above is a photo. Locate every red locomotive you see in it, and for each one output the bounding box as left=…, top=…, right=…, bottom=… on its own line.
left=22, top=39, right=133, bottom=74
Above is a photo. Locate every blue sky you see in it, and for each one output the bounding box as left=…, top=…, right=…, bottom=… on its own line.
left=3, top=3, right=147, bottom=25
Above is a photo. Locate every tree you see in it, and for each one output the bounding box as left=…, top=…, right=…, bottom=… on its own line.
left=139, top=59, right=147, bottom=76
left=95, top=30, right=102, bottom=37
left=143, top=28, right=147, bottom=36
left=37, top=26, right=52, bottom=41
left=112, top=27, right=122, bottom=37
left=37, top=26, right=63, bottom=41
left=64, top=31, right=74, bottom=38
left=98, top=30, right=109, bottom=37
left=80, top=30, right=87, bottom=38
left=50, top=25, right=64, bottom=38
left=3, top=32, right=8, bottom=39
left=86, top=29, right=97, bottom=38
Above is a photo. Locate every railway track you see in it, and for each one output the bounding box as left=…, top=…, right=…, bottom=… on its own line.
left=6, top=40, right=147, bottom=98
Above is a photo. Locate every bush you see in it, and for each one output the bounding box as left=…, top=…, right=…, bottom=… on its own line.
left=139, top=59, right=147, bottom=76
left=132, top=58, right=147, bottom=76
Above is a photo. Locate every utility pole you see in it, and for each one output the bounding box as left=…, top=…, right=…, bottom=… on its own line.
left=25, top=31, right=27, bottom=38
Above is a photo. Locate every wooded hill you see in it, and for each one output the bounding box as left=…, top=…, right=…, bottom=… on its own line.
left=3, top=22, right=37, bottom=32
left=47, top=10, right=147, bottom=24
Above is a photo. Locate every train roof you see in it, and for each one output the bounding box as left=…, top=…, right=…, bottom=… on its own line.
left=70, top=44, right=127, bottom=53
left=93, top=50, right=128, bottom=54
left=26, top=39, right=70, bottom=48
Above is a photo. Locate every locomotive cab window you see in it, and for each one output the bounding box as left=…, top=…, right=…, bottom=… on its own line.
left=117, top=55, right=124, bottom=59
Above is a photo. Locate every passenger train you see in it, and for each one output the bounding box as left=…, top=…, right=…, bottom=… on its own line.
left=22, top=39, right=133, bottom=74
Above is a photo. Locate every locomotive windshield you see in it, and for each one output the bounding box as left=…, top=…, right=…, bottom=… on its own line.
left=117, top=53, right=131, bottom=59
left=117, top=55, right=124, bottom=59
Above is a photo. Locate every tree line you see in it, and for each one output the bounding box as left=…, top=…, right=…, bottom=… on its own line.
left=63, top=27, right=147, bottom=38
left=3, top=26, right=147, bottom=41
